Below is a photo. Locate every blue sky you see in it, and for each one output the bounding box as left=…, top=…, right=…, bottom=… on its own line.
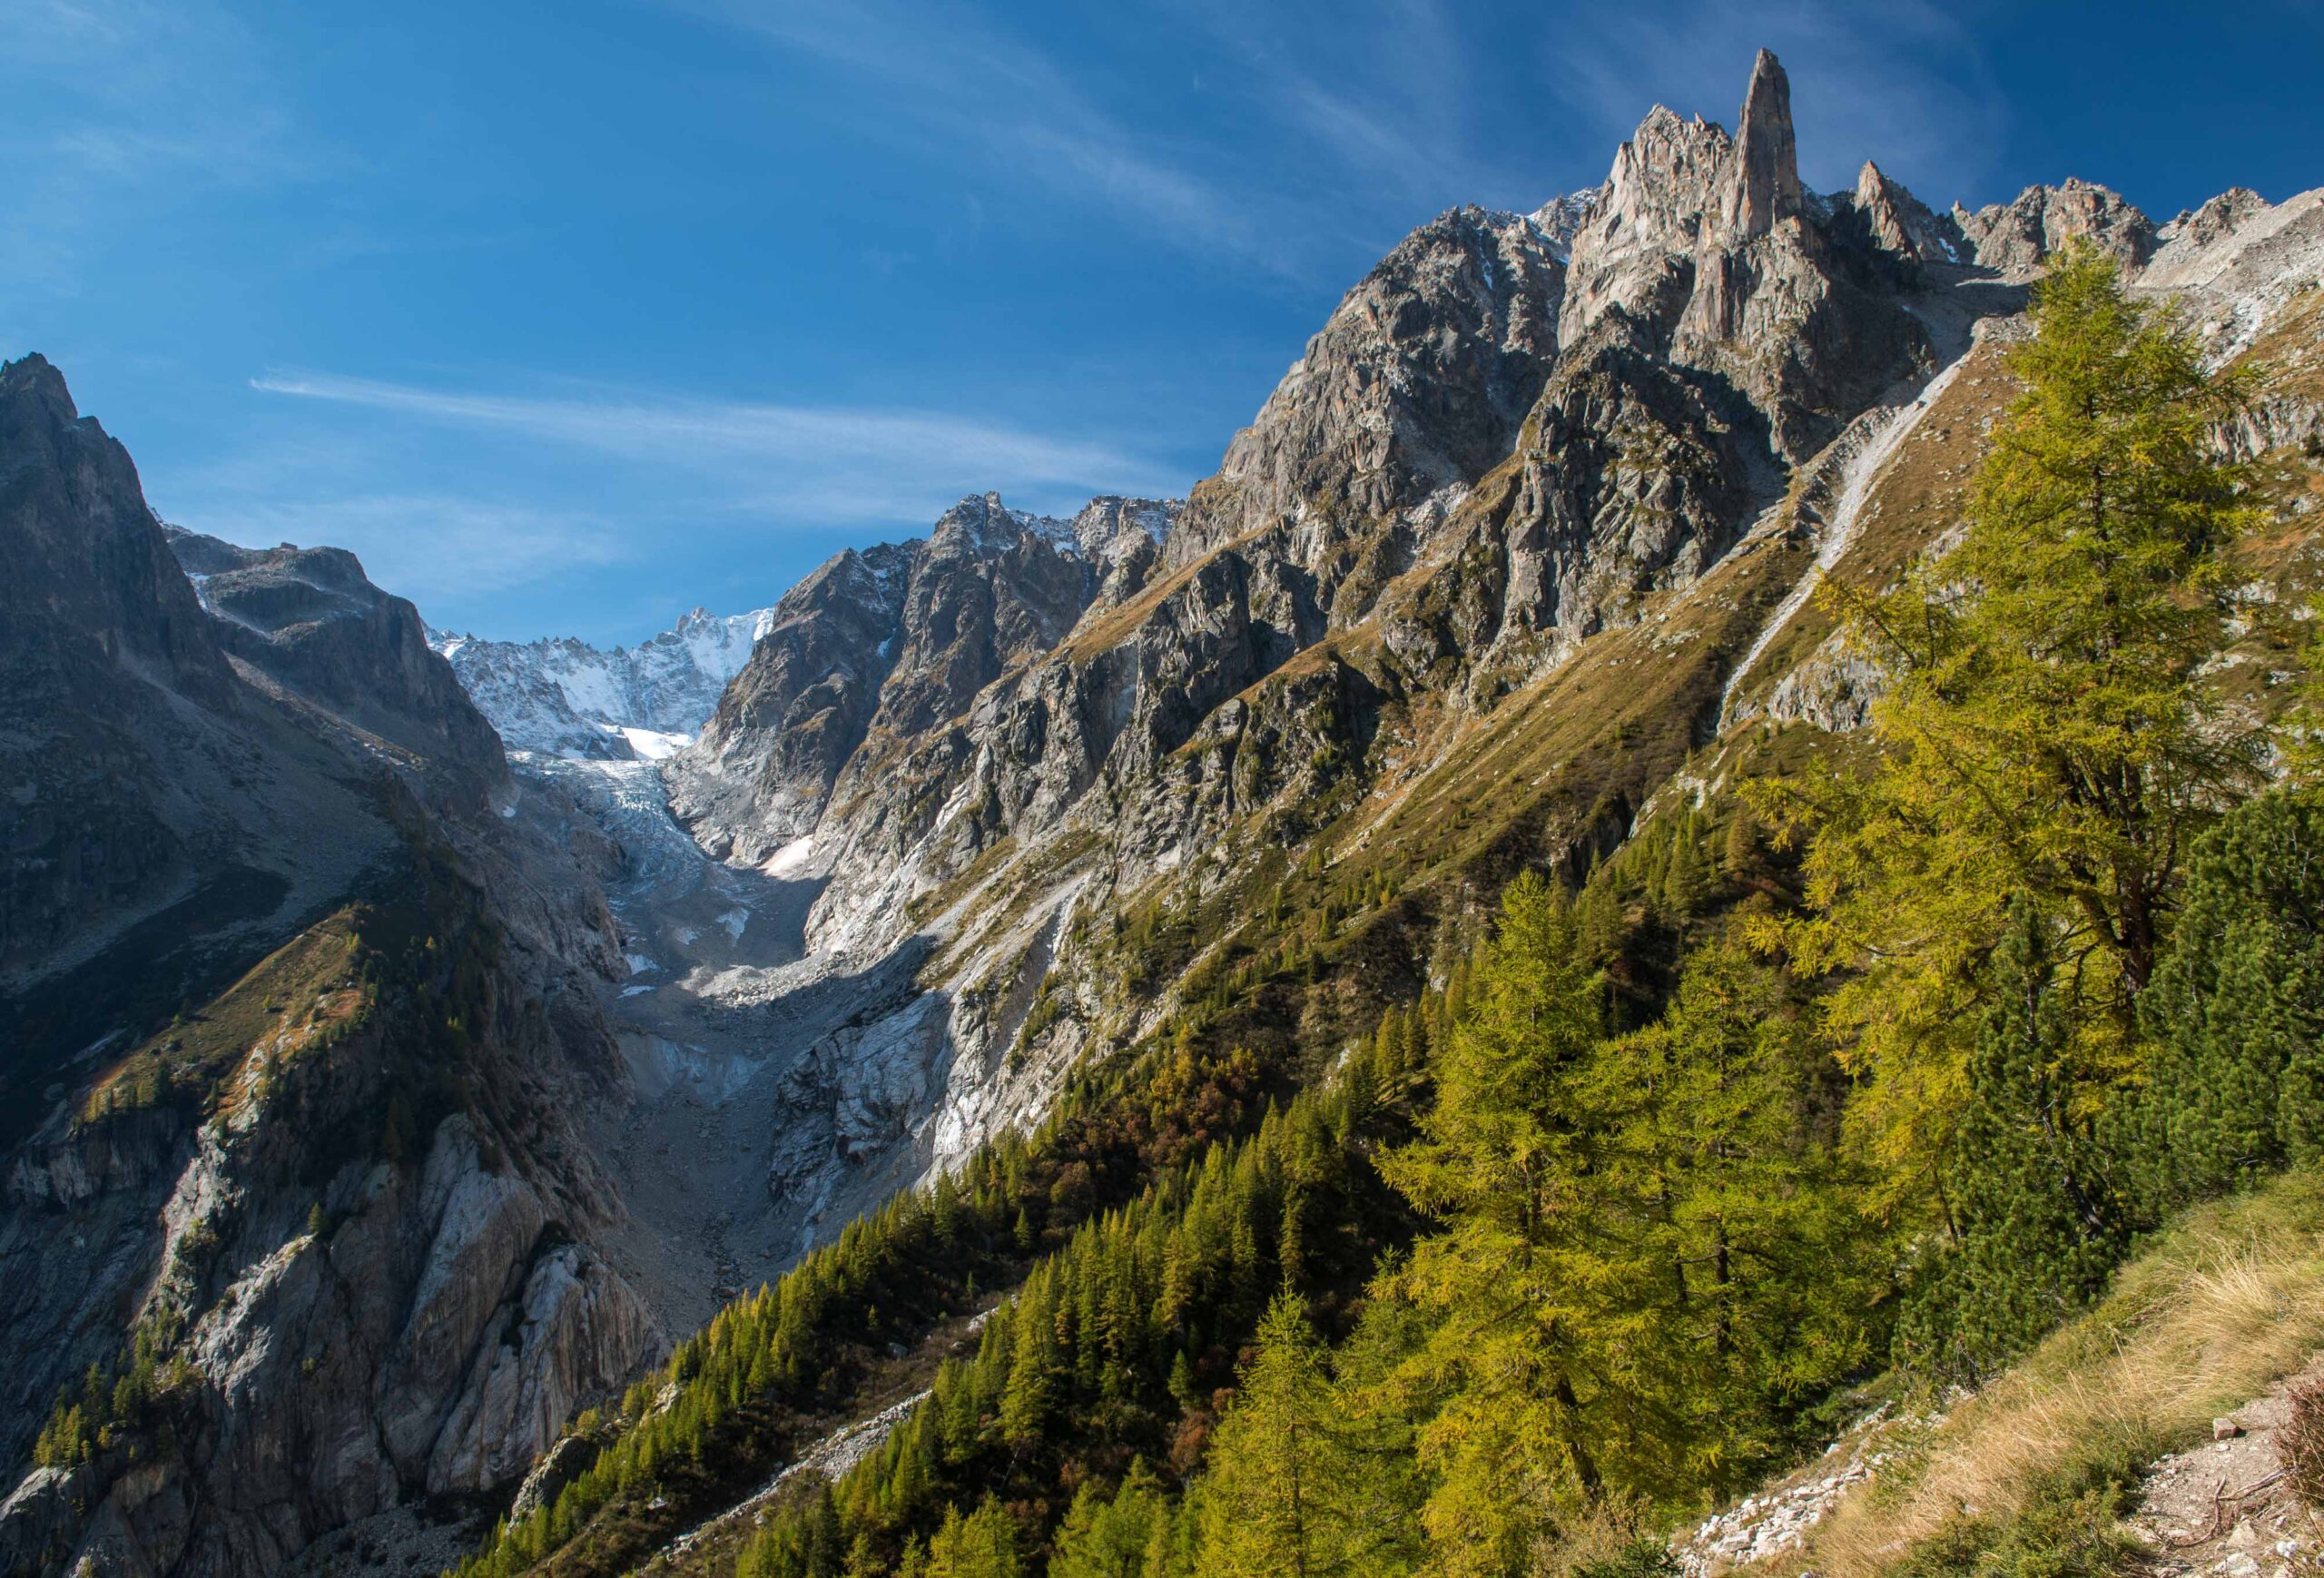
left=5, top=1, right=2319, bottom=645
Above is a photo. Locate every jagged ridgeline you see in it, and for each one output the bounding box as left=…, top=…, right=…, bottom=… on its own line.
left=4, top=40, right=2323, bottom=1578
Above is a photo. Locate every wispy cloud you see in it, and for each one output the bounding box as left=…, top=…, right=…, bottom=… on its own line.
left=1176, top=0, right=1519, bottom=206
left=161, top=366, right=1191, bottom=635
left=661, top=0, right=1565, bottom=279
left=0, top=1, right=324, bottom=287
left=186, top=493, right=632, bottom=606
left=250, top=368, right=1188, bottom=512
left=674, top=0, right=1275, bottom=268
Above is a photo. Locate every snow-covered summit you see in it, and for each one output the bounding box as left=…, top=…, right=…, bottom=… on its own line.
left=430, top=604, right=775, bottom=760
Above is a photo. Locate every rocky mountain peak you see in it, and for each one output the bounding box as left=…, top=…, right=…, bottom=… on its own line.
left=0, top=354, right=233, bottom=709
left=164, top=528, right=508, bottom=807
left=2, top=351, right=75, bottom=422
left=2161, top=187, right=2271, bottom=251
left=1167, top=203, right=1565, bottom=577
left=1067, top=495, right=1177, bottom=556
left=1558, top=107, right=1730, bottom=337
left=1561, top=51, right=1935, bottom=460
left=1527, top=188, right=1603, bottom=259
left=1063, top=496, right=1177, bottom=603
left=929, top=491, right=1049, bottom=557
left=1715, top=47, right=1805, bottom=242
left=1951, top=177, right=2157, bottom=275
left=436, top=598, right=781, bottom=760
left=1852, top=160, right=1965, bottom=264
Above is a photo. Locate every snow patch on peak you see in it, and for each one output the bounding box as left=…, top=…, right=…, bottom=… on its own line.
left=929, top=490, right=1184, bottom=565
left=1527, top=187, right=1603, bottom=259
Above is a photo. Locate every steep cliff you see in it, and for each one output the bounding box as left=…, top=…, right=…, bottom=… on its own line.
left=0, top=362, right=664, bottom=1577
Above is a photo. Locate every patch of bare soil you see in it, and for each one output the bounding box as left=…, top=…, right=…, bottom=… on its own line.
left=2132, top=1359, right=2324, bottom=1578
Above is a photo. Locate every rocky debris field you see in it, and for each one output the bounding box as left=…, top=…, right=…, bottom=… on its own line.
left=1675, top=1406, right=1908, bottom=1577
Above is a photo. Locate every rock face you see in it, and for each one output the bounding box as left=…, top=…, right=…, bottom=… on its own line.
left=432, top=605, right=779, bottom=760
left=169, top=528, right=510, bottom=811
left=668, top=544, right=916, bottom=859
left=667, top=493, right=1179, bottom=866
left=1848, top=161, right=1966, bottom=266
left=0, top=360, right=663, bottom=1577
left=1560, top=52, right=1932, bottom=463
left=0, top=952, right=661, bottom=1577
left=1716, top=49, right=1804, bottom=242
left=0, top=356, right=397, bottom=1113
left=1164, top=205, right=1566, bottom=591
left=1952, top=177, right=2158, bottom=274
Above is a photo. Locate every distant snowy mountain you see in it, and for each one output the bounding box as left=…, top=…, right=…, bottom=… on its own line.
left=431, top=605, right=776, bottom=759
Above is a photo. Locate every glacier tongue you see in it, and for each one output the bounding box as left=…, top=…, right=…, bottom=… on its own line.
left=428, top=605, right=775, bottom=759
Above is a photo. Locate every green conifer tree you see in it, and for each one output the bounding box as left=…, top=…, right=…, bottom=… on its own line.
left=1375, top=873, right=1609, bottom=1572
left=1052, top=1464, right=1168, bottom=1578
left=1585, top=936, right=1878, bottom=1489
left=1195, top=1293, right=1368, bottom=1578
left=1896, top=898, right=2126, bottom=1378
left=2123, top=788, right=2324, bottom=1210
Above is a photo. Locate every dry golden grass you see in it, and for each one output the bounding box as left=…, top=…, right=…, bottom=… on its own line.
left=1788, top=1170, right=2324, bottom=1578
left=82, top=909, right=366, bottom=1124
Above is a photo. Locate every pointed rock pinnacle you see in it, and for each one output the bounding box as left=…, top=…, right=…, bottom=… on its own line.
left=1720, top=47, right=1803, bottom=241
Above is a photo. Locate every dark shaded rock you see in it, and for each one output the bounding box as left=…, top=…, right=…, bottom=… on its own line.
left=166, top=528, right=509, bottom=811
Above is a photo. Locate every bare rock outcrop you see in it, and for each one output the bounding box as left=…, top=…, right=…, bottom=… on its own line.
left=167, top=528, right=510, bottom=813
left=1846, top=161, right=1967, bottom=267
left=1166, top=205, right=1567, bottom=597
left=0, top=359, right=663, bottom=1578
left=1952, top=177, right=2158, bottom=275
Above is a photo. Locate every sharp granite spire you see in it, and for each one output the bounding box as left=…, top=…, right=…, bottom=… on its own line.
left=1717, top=47, right=1804, bottom=242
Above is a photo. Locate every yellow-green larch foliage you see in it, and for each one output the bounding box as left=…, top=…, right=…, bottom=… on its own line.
left=1195, top=1290, right=1412, bottom=1578
left=923, top=1496, right=1019, bottom=1578
left=1373, top=873, right=1610, bottom=1576
left=1579, top=934, right=1879, bottom=1486
left=1751, top=242, right=2263, bottom=1202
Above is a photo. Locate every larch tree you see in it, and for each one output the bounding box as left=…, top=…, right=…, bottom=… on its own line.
left=1582, top=935, right=1880, bottom=1492
left=1752, top=241, right=2263, bottom=1207
left=1195, top=1293, right=1374, bottom=1578
left=1374, top=873, right=1611, bottom=1575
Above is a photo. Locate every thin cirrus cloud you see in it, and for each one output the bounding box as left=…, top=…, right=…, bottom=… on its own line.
left=193, top=493, right=631, bottom=608
left=675, top=0, right=1275, bottom=269
left=249, top=368, right=1191, bottom=523
left=0, top=1, right=320, bottom=288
